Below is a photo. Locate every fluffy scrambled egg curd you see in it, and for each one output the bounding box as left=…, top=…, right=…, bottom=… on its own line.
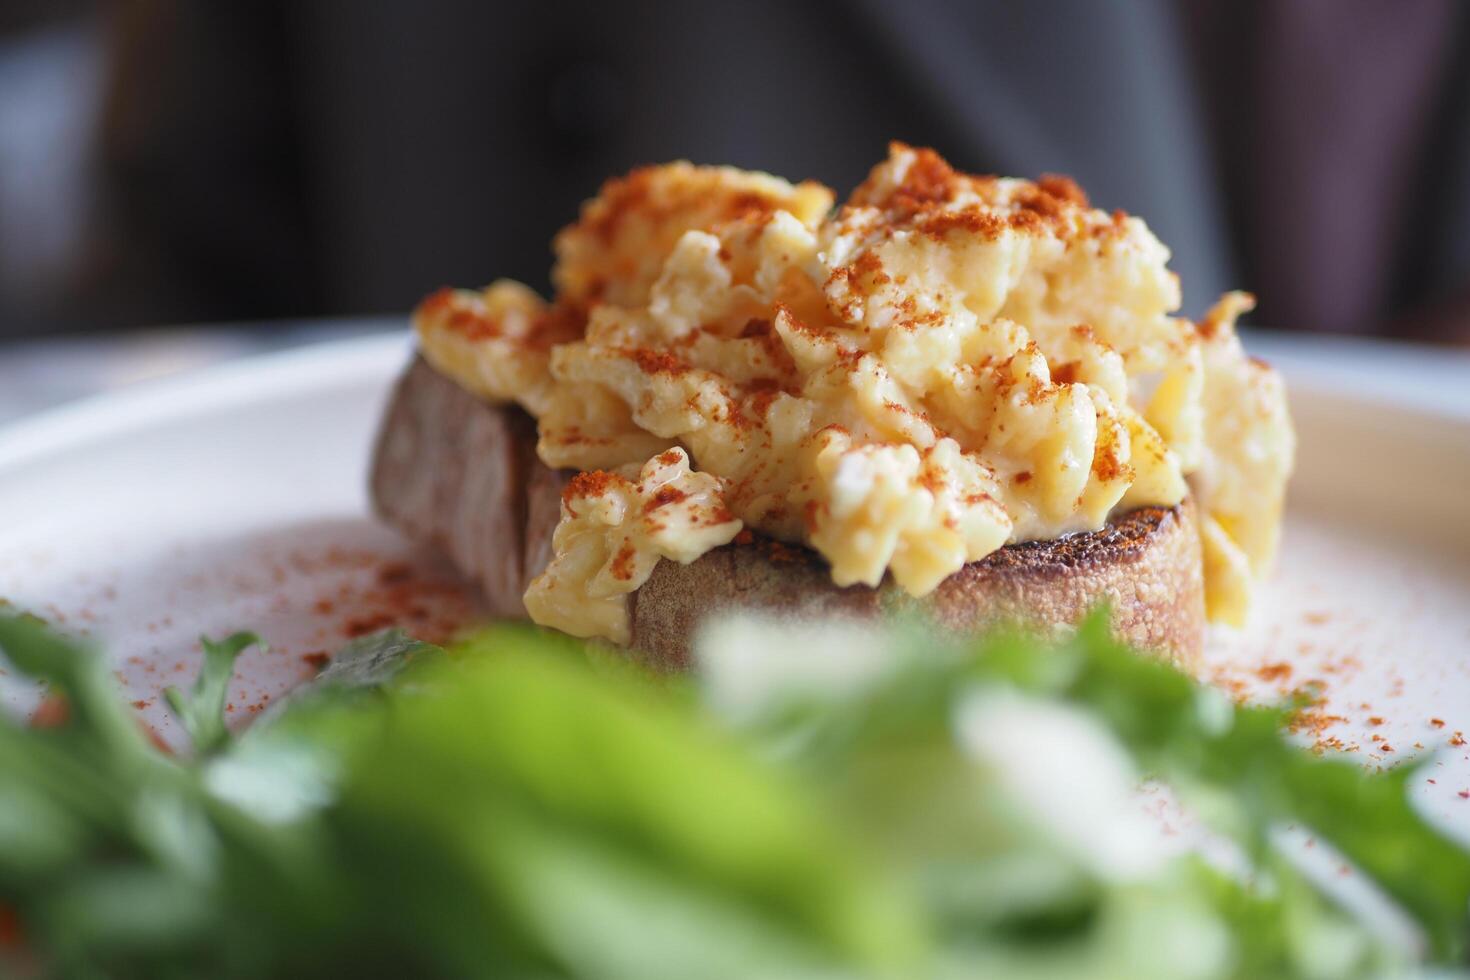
left=416, top=145, right=1294, bottom=642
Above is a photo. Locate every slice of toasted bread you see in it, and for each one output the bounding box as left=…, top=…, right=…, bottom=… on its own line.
left=370, top=356, right=541, bottom=619
left=372, top=358, right=1206, bottom=668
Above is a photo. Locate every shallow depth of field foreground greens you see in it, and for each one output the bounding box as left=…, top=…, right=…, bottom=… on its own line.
left=0, top=610, right=1467, bottom=979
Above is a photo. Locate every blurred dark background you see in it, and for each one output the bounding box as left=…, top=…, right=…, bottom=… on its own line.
left=4, top=0, right=1470, bottom=341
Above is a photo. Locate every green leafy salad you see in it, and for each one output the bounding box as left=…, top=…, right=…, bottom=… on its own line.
left=0, top=610, right=1466, bottom=979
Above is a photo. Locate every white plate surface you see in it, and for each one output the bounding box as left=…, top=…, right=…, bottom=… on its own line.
left=0, top=332, right=1467, bottom=845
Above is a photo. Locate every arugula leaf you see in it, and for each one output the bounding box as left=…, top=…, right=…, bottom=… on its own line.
left=312, top=628, right=437, bottom=689
left=256, top=629, right=441, bottom=729
left=163, top=632, right=264, bottom=756
left=329, top=644, right=925, bottom=978
left=1043, top=613, right=1470, bottom=962
left=709, top=610, right=1470, bottom=966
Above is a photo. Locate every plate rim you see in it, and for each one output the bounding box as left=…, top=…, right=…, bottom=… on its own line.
left=0, top=332, right=411, bottom=471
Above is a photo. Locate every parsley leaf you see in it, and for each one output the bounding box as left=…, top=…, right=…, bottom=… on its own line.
left=163, top=632, right=264, bottom=755
left=0, top=610, right=1466, bottom=977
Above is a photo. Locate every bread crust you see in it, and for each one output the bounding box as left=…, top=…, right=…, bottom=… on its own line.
left=372, top=358, right=1206, bottom=668
left=630, top=501, right=1203, bottom=670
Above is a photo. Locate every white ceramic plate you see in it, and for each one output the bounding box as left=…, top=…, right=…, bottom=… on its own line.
left=0, top=332, right=1467, bottom=847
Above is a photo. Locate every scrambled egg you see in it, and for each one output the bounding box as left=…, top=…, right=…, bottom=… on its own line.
left=416, top=144, right=1295, bottom=640
left=522, top=448, right=743, bottom=644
